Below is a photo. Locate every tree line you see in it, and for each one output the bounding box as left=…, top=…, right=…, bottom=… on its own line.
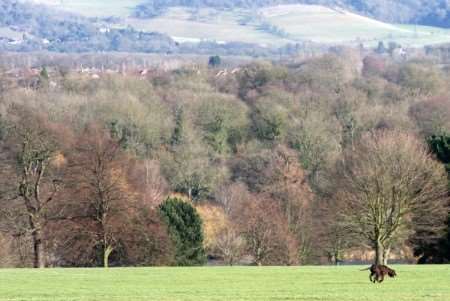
left=0, top=51, right=449, bottom=267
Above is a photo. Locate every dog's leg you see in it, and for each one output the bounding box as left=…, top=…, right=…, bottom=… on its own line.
left=371, top=272, right=377, bottom=283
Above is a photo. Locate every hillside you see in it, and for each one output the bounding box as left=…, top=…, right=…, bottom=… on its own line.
left=131, top=0, right=450, bottom=28
left=23, top=1, right=450, bottom=47
left=0, top=0, right=177, bottom=53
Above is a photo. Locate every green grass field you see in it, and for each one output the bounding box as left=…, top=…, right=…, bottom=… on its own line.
left=0, top=265, right=449, bottom=301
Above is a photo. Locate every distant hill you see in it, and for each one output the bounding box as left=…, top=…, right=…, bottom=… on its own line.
left=132, top=0, right=450, bottom=28
left=0, top=0, right=177, bottom=53
left=3, top=0, right=450, bottom=53
left=125, top=5, right=450, bottom=47
left=0, top=0, right=304, bottom=56
left=26, top=1, right=450, bottom=48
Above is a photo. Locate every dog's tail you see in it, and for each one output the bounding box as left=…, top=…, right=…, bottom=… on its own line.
left=359, top=267, right=371, bottom=271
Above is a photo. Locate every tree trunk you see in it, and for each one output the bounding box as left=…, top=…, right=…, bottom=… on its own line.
left=374, top=241, right=384, bottom=265
left=382, top=247, right=390, bottom=265
left=29, top=216, right=45, bottom=268
left=32, top=229, right=45, bottom=268
left=188, top=188, right=192, bottom=201
left=287, top=200, right=293, bottom=230
left=255, top=247, right=263, bottom=266
left=104, top=245, right=113, bottom=268
left=334, top=250, right=341, bottom=266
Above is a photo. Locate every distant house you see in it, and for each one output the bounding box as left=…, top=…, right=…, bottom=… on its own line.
left=99, top=27, right=110, bottom=34
left=391, top=47, right=407, bottom=60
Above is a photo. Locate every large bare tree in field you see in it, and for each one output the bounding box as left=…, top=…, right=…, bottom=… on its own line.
left=0, top=108, right=65, bottom=268
left=337, top=131, right=449, bottom=265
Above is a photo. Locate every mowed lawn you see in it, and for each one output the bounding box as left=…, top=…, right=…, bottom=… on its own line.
left=0, top=265, right=449, bottom=301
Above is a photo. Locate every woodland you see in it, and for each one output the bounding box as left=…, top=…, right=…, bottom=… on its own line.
left=0, top=51, right=449, bottom=267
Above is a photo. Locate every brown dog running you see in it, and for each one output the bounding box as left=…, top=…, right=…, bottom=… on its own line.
left=361, top=264, right=397, bottom=283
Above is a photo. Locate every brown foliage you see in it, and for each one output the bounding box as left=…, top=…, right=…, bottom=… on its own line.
left=409, top=95, right=450, bottom=136
left=233, top=195, right=298, bottom=266
left=121, top=208, right=175, bottom=266
left=195, top=204, right=229, bottom=254
left=362, top=55, right=386, bottom=77
left=54, top=124, right=174, bottom=267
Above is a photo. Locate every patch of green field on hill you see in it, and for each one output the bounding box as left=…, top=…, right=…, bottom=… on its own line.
left=0, top=265, right=449, bottom=301
left=125, top=7, right=291, bottom=46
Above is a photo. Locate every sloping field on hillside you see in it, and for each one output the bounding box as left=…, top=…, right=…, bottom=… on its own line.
left=126, top=7, right=291, bottom=46
left=126, top=5, right=450, bottom=47
left=260, top=5, right=406, bottom=43
left=259, top=5, right=450, bottom=46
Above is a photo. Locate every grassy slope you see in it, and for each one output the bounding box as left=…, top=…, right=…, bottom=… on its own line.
left=24, top=2, right=450, bottom=47
left=259, top=5, right=450, bottom=46
left=0, top=265, right=449, bottom=301
left=125, top=7, right=289, bottom=46
left=0, top=27, right=25, bottom=40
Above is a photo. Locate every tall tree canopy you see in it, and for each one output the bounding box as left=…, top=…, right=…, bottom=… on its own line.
left=337, top=131, right=449, bottom=265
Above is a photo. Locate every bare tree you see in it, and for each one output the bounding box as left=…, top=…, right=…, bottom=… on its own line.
left=0, top=108, right=66, bottom=268
left=128, top=159, right=168, bottom=208
left=215, top=226, right=245, bottom=266
left=314, top=197, right=358, bottom=265
left=263, top=145, right=313, bottom=230
left=66, top=125, right=135, bottom=268
left=233, top=194, right=298, bottom=266
left=214, top=182, right=251, bottom=215
left=337, top=131, right=449, bottom=265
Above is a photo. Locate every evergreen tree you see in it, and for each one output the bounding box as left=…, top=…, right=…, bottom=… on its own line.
left=208, top=55, right=221, bottom=68
left=40, top=66, right=49, bottom=80
left=376, top=41, right=387, bottom=54
left=429, top=135, right=450, bottom=183
left=159, top=198, right=206, bottom=266
left=414, top=134, right=450, bottom=263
